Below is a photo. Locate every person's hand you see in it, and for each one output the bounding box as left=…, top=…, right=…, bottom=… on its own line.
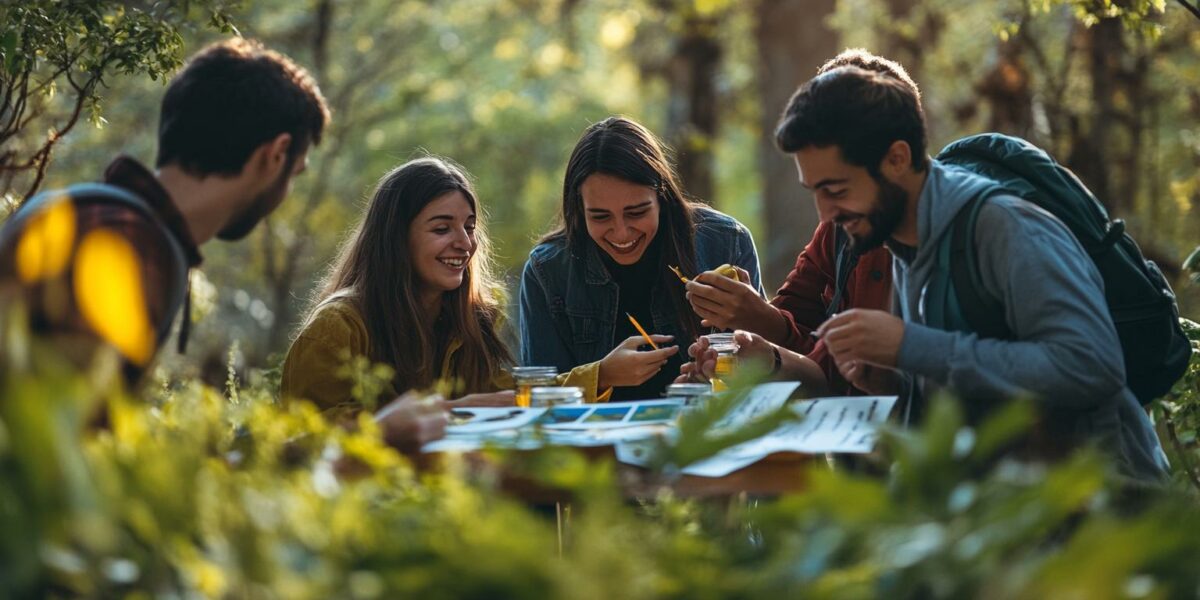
left=676, top=336, right=715, bottom=383
left=675, top=330, right=776, bottom=383
left=685, top=266, right=780, bottom=334
left=839, top=362, right=902, bottom=396
left=730, top=330, right=776, bottom=367
left=816, top=308, right=905, bottom=376
left=374, top=392, right=448, bottom=453
left=598, top=335, right=679, bottom=389
left=449, top=390, right=516, bottom=407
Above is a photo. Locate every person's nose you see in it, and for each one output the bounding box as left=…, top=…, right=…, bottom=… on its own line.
left=615, top=216, right=637, bottom=240
left=451, top=228, right=471, bottom=251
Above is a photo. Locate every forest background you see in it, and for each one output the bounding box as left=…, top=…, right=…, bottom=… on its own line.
left=3, top=0, right=1199, bottom=386
left=8, top=3, right=1200, bottom=596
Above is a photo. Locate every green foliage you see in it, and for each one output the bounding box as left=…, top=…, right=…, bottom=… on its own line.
left=1154, top=318, right=1200, bottom=491
left=0, top=0, right=238, bottom=200
left=736, top=396, right=1200, bottom=598
left=1023, top=0, right=1169, bottom=36
left=6, top=343, right=1200, bottom=597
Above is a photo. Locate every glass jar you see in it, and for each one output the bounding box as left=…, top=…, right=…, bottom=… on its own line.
left=704, top=332, right=739, bottom=392
left=529, top=386, right=584, bottom=407
left=665, top=383, right=713, bottom=407
left=512, top=366, right=558, bottom=407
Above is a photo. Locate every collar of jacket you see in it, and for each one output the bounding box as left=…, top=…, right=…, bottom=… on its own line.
left=579, top=240, right=616, bottom=286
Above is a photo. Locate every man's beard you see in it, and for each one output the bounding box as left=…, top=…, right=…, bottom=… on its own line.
left=846, top=176, right=907, bottom=253
left=217, top=161, right=291, bottom=241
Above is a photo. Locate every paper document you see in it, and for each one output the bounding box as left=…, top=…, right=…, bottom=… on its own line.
left=446, top=407, right=547, bottom=435
left=711, top=381, right=800, bottom=431
left=618, top=395, right=898, bottom=478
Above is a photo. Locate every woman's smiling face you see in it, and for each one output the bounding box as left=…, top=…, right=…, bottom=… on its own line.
left=580, top=173, right=660, bottom=265
left=408, top=190, right=477, bottom=294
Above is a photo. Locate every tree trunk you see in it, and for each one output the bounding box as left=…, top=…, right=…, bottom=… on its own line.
left=664, top=15, right=722, bottom=205
left=881, top=0, right=923, bottom=81
left=1121, top=37, right=1150, bottom=214
left=754, top=0, right=838, bottom=288
left=312, top=0, right=333, bottom=76
left=1070, top=16, right=1123, bottom=213
left=977, top=38, right=1034, bottom=137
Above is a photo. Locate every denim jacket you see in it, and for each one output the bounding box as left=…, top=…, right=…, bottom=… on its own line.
left=519, top=206, right=764, bottom=372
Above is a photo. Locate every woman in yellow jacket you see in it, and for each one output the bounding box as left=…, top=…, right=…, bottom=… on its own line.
left=282, top=157, right=602, bottom=419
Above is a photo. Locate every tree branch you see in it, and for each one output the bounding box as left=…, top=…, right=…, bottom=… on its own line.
left=19, top=72, right=100, bottom=200
left=1176, top=0, right=1200, bottom=21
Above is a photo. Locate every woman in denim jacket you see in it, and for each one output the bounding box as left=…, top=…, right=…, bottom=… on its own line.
left=519, top=116, right=764, bottom=401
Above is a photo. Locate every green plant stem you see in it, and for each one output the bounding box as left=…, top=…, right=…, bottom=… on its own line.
left=1164, top=415, right=1200, bottom=492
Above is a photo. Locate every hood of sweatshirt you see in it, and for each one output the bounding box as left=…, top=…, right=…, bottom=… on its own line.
left=886, top=159, right=1003, bottom=323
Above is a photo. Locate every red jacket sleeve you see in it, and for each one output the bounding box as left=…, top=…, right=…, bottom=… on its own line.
left=768, top=221, right=894, bottom=396
left=769, top=221, right=839, bottom=354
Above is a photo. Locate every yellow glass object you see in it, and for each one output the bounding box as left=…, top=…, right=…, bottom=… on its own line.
left=711, top=354, right=736, bottom=392
left=705, top=332, right=738, bottom=393
left=515, top=384, right=533, bottom=408
left=511, top=366, right=557, bottom=408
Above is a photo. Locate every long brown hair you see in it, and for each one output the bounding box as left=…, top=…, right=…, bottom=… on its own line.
left=309, top=157, right=511, bottom=394
left=541, top=116, right=703, bottom=341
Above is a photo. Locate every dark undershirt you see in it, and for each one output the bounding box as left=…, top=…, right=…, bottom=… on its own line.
left=601, top=236, right=682, bottom=401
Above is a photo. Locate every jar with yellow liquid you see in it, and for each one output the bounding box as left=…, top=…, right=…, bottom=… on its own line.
left=511, top=366, right=558, bottom=407
left=705, top=332, right=738, bottom=392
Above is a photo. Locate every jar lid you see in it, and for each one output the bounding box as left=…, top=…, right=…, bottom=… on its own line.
left=666, top=383, right=712, bottom=397
left=530, top=386, right=583, bottom=399
left=704, top=332, right=738, bottom=351
left=511, top=366, right=558, bottom=377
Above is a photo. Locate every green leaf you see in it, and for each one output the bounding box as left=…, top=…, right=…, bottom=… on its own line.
left=1, top=29, right=18, bottom=74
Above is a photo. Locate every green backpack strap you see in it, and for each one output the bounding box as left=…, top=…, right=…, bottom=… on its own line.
left=948, top=194, right=1011, bottom=339
left=926, top=192, right=1011, bottom=338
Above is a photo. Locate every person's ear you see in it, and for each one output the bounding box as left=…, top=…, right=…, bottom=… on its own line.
left=879, top=140, right=912, bottom=179
left=250, top=132, right=293, bottom=180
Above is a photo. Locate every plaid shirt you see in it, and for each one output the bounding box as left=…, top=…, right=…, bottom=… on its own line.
left=0, top=156, right=202, bottom=384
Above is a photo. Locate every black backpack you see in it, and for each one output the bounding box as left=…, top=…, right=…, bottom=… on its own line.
left=922, top=133, right=1190, bottom=405
left=1, top=183, right=191, bottom=351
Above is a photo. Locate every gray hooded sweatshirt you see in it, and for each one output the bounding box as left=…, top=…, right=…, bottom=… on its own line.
left=887, top=160, right=1168, bottom=483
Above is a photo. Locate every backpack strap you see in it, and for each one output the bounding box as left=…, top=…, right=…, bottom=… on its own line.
left=949, top=193, right=1011, bottom=339
left=825, top=225, right=861, bottom=319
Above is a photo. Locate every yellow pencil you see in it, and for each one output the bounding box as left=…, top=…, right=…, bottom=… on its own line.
left=668, top=264, right=689, bottom=283
left=626, top=313, right=660, bottom=349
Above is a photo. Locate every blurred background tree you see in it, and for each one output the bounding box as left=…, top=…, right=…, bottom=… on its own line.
left=3, top=0, right=1198, bottom=384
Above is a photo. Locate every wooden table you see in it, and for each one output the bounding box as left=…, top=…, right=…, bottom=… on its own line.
left=434, top=445, right=815, bottom=504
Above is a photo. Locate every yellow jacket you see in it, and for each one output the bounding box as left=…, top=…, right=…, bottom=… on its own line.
left=280, top=298, right=607, bottom=415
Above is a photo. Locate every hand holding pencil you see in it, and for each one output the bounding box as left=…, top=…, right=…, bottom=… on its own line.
left=626, top=313, right=659, bottom=349
left=596, top=318, right=679, bottom=390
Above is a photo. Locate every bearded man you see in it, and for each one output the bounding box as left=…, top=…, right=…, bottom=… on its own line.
left=776, top=65, right=1168, bottom=483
